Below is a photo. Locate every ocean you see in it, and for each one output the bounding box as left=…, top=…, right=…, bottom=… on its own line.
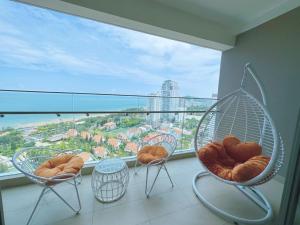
left=0, top=93, right=148, bottom=129
left=0, top=91, right=212, bottom=129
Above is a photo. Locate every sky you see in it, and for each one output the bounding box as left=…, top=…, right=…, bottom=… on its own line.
left=0, top=0, right=221, bottom=98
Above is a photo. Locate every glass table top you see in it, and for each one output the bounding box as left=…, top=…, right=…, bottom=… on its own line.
left=95, top=158, right=126, bottom=174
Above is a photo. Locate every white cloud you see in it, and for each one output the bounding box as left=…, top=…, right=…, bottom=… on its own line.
left=108, top=27, right=221, bottom=96
left=0, top=20, right=21, bottom=35
left=0, top=5, right=221, bottom=97
left=0, top=35, right=44, bottom=65
left=42, top=46, right=165, bottom=85
left=105, top=25, right=221, bottom=75
left=0, top=32, right=164, bottom=86
left=105, top=26, right=188, bottom=56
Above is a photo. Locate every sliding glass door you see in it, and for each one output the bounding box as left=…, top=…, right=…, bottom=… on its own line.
left=279, top=109, right=300, bottom=225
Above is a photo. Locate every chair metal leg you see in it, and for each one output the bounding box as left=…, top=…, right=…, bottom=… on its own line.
left=26, top=186, right=47, bottom=225
left=134, top=160, right=145, bottom=175
left=145, top=164, right=163, bottom=198
left=73, top=177, right=82, bottom=213
left=163, top=164, right=174, bottom=188
left=26, top=178, right=82, bottom=225
left=76, top=173, right=82, bottom=185
left=134, top=159, right=139, bottom=175
left=66, top=173, right=82, bottom=186
left=134, top=161, right=146, bottom=175
left=48, top=181, right=81, bottom=214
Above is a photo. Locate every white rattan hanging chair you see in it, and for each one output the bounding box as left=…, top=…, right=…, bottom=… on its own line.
left=193, top=63, right=284, bottom=225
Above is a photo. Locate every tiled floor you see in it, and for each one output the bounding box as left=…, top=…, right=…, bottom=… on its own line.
left=2, top=157, right=284, bottom=225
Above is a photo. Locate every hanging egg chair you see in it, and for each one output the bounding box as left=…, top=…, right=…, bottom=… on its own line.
left=193, top=63, right=284, bottom=224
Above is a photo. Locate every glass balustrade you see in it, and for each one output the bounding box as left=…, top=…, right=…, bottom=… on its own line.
left=0, top=90, right=216, bottom=176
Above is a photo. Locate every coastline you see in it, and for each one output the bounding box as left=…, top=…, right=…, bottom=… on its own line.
left=8, top=114, right=108, bottom=129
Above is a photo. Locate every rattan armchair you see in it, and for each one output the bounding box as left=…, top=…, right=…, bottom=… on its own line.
left=12, top=147, right=82, bottom=225
left=134, top=133, right=177, bottom=197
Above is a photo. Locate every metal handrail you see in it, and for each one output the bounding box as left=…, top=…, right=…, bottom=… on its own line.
left=0, top=110, right=208, bottom=115
left=0, top=89, right=217, bottom=100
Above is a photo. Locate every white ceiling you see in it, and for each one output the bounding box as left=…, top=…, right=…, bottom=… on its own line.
left=155, top=0, right=300, bottom=34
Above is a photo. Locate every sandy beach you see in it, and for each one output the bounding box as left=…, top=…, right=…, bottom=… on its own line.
left=15, top=114, right=109, bottom=129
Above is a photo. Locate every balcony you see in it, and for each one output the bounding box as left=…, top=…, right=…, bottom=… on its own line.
left=0, top=89, right=284, bottom=225
left=2, top=157, right=283, bottom=225
left=1, top=0, right=300, bottom=223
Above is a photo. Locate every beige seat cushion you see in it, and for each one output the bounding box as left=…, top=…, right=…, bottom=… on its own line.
left=137, top=145, right=168, bottom=164
left=34, top=154, right=84, bottom=178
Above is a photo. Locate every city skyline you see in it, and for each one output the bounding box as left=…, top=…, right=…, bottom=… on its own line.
left=0, top=1, right=221, bottom=98
left=161, top=80, right=180, bottom=121
left=148, top=80, right=185, bottom=124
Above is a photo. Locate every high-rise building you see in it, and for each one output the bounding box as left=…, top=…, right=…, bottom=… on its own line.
left=148, top=92, right=161, bottom=127
left=161, top=80, right=179, bottom=121
left=211, top=93, right=218, bottom=99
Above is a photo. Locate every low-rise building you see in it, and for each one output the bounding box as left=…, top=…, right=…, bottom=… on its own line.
left=48, top=134, right=65, bottom=142
left=127, top=127, right=142, bottom=138
left=182, top=129, right=192, bottom=135
left=103, top=122, right=117, bottom=131
left=158, top=127, right=169, bottom=133
left=22, top=127, right=37, bottom=136
left=35, top=141, right=50, bottom=147
left=75, top=121, right=85, bottom=125
left=107, top=138, right=121, bottom=148
left=143, top=132, right=159, bottom=142
left=0, top=155, right=12, bottom=166
left=66, top=129, right=78, bottom=138
left=138, top=125, right=152, bottom=133
left=80, top=131, right=91, bottom=140
left=93, top=134, right=104, bottom=144
left=173, top=127, right=183, bottom=137
left=124, top=142, right=138, bottom=154
left=142, top=125, right=152, bottom=131
left=172, top=127, right=192, bottom=137
left=77, top=152, right=93, bottom=162
left=117, top=133, right=128, bottom=141
left=93, top=146, right=108, bottom=158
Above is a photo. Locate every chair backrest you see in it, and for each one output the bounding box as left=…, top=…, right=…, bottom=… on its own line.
left=12, top=147, right=82, bottom=184
left=140, top=133, right=177, bottom=159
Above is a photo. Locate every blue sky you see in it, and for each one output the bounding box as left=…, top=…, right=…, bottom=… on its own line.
left=0, top=0, right=221, bottom=97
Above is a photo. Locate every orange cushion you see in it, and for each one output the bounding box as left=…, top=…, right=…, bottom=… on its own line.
left=198, top=137, right=270, bottom=182
left=232, top=155, right=270, bottom=182
left=34, top=154, right=84, bottom=178
left=137, top=145, right=168, bottom=164
left=223, top=135, right=262, bottom=162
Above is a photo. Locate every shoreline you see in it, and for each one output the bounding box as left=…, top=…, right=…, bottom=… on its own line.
left=8, top=114, right=109, bottom=129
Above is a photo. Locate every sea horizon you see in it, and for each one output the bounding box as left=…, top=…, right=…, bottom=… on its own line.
left=0, top=94, right=148, bottom=129
left=0, top=93, right=214, bottom=129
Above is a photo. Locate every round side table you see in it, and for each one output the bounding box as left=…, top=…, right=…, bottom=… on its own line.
left=91, top=158, right=129, bottom=202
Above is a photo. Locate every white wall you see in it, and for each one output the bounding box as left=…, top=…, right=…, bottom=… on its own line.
left=218, top=7, right=300, bottom=177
